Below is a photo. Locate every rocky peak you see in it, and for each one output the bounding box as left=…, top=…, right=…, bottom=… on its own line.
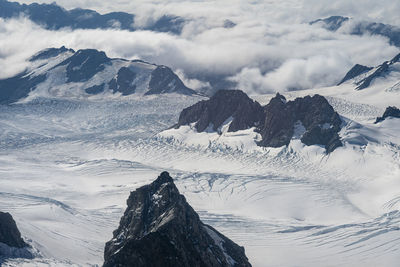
left=375, top=106, right=400, bottom=123
left=0, top=211, right=27, bottom=248
left=103, top=172, right=252, bottom=267
left=176, top=89, right=265, bottom=133
left=174, top=90, right=342, bottom=153
left=337, top=64, right=373, bottom=85
left=146, top=66, right=196, bottom=96
left=56, top=49, right=111, bottom=83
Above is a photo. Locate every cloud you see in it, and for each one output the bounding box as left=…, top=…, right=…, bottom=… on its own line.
left=0, top=1, right=399, bottom=93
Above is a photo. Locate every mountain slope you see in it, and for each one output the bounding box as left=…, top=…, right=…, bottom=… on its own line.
left=338, top=53, right=400, bottom=90
left=0, top=47, right=196, bottom=104
left=104, top=171, right=251, bottom=267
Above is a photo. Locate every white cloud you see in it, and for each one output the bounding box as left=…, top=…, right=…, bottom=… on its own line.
left=0, top=0, right=399, bottom=93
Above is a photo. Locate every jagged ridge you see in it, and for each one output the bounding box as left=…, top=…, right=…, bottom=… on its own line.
left=103, top=172, right=251, bottom=267
left=175, top=90, right=343, bottom=153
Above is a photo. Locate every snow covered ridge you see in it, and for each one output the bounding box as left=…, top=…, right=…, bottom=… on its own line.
left=0, top=46, right=196, bottom=104
left=104, top=171, right=251, bottom=267
left=161, top=90, right=343, bottom=153
left=338, top=52, right=400, bottom=91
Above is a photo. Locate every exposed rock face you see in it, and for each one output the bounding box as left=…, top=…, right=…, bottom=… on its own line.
left=0, top=212, right=27, bottom=248
left=338, top=53, right=400, bottom=90
left=375, top=106, right=400, bottom=123
left=56, top=49, right=112, bottom=83
left=175, top=90, right=264, bottom=132
left=108, top=67, right=137, bottom=95
left=258, top=94, right=342, bottom=153
left=146, top=66, right=196, bottom=96
left=175, top=90, right=342, bottom=153
left=104, top=172, right=251, bottom=267
left=337, top=64, right=373, bottom=85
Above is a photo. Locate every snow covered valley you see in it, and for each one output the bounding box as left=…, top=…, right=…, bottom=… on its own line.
left=0, top=91, right=399, bottom=266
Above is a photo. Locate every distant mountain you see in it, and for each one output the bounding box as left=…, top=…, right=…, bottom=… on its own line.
left=310, top=16, right=400, bottom=47
left=0, top=47, right=196, bottom=104
left=0, top=0, right=185, bottom=34
left=104, top=172, right=252, bottom=267
left=174, top=90, right=343, bottom=153
left=338, top=53, right=400, bottom=90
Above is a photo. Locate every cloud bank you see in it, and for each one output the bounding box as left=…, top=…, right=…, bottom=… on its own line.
left=1, top=0, right=399, bottom=94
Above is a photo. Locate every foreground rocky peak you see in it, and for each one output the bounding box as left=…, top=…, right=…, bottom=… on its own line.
left=104, top=172, right=251, bottom=267
left=175, top=90, right=342, bottom=153
left=0, top=211, right=27, bottom=248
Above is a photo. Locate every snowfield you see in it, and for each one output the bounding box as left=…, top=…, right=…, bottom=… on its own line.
left=0, top=85, right=399, bottom=266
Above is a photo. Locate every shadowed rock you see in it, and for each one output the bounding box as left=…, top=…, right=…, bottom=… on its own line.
left=337, top=64, right=373, bottom=85
left=0, top=212, right=27, bottom=248
left=175, top=89, right=264, bottom=132
left=375, top=106, right=400, bottom=123
left=146, top=66, right=196, bottom=96
left=104, top=172, right=251, bottom=267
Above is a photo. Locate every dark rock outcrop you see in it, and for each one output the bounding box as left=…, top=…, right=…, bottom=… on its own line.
left=0, top=212, right=27, bottom=248
left=56, top=49, right=111, bottom=83
left=338, top=53, right=400, bottom=90
left=175, top=90, right=342, bottom=153
left=104, top=172, right=251, bottom=267
left=108, top=67, right=137, bottom=95
left=337, top=64, right=373, bottom=85
left=146, top=66, right=196, bottom=96
left=258, top=94, right=342, bottom=153
left=176, top=90, right=264, bottom=133
left=375, top=106, right=400, bottom=123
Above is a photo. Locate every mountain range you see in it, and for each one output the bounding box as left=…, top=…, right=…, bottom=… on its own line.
left=0, top=0, right=185, bottom=34
left=0, top=47, right=196, bottom=104
left=311, top=15, right=400, bottom=48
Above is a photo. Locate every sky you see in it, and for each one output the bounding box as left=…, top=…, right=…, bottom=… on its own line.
left=1, top=0, right=400, bottom=94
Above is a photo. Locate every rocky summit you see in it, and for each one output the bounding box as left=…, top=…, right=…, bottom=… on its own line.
left=375, top=106, right=400, bottom=123
left=175, top=90, right=264, bottom=133
left=103, top=172, right=251, bottom=267
left=0, top=212, right=27, bottom=249
left=175, top=90, right=342, bottom=153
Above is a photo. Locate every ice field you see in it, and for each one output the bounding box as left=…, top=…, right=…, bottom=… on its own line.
left=0, top=85, right=399, bottom=266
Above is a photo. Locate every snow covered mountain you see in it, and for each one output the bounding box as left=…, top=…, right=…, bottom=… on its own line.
left=338, top=53, right=400, bottom=90
left=104, top=171, right=251, bottom=267
left=311, top=16, right=400, bottom=47
left=0, top=0, right=185, bottom=34
left=0, top=46, right=196, bottom=104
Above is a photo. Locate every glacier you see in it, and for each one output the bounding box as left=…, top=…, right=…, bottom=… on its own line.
left=0, top=84, right=399, bottom=266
